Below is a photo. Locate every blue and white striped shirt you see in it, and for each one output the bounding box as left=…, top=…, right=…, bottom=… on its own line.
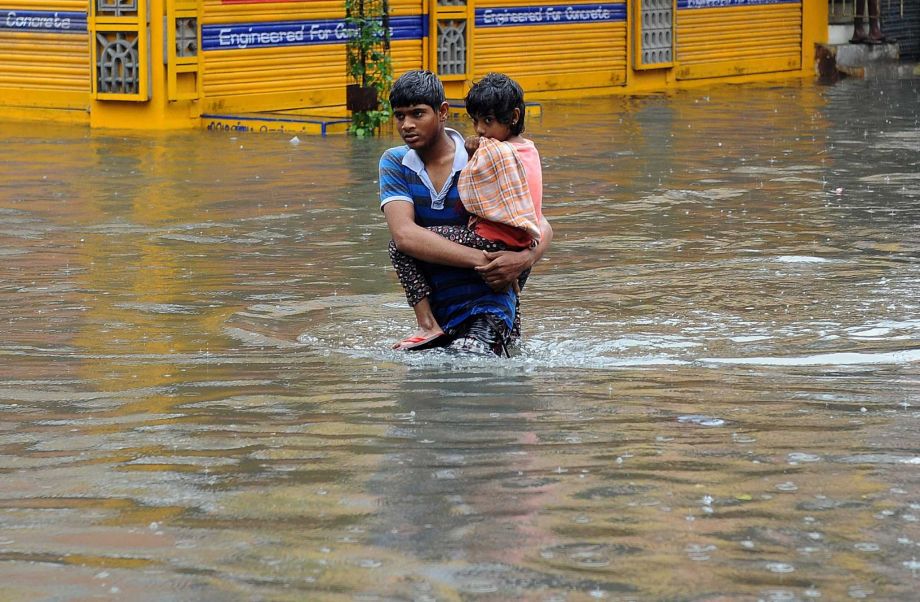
left=379, top=128, right=517, bottom=332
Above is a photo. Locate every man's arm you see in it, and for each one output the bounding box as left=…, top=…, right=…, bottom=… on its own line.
left=383, top=201, right=488, bottom=269
left=476, top=215, right=553, bottom=290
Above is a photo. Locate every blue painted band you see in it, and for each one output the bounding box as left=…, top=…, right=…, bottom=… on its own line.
left=475, top=4, right=626, bottom=28
left=202, top=15, right=425, bottom=51
left=677, top=0, right=801, bottom=9
left=0, top=10, right=86, bottom=33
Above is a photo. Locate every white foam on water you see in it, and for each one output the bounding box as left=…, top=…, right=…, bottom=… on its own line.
left=729, top=335, right=772, bottom=343
left=677, top=415, right=726, bottom=427
left=383, top=343, right=690, bottom=371
left=847, top=320, right=920, bottom=339
left=774, top=255, right=830, bottom=264
left=849, top=327, right=893, bottom=338
left=226, top=294, right=920, bottom=372
left=700, top=348, right=920, bottom=367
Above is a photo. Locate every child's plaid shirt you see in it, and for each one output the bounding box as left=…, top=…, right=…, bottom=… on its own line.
left=458, top=137, right=542, bottom=242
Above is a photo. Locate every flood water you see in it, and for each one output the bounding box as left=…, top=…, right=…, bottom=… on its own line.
left=1, top=76, right=919, bottom=601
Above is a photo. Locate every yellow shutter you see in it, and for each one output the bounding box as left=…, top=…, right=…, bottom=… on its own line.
left=0, top=1, right=90, bottom=109
left=199, top=0, right=425, bottom=113
left=472, top=1, right=628, bottom=92
left=675, top=1, right=802, bottom=80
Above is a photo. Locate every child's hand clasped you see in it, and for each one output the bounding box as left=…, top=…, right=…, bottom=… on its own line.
left=463, top=135, right=481, bottom=158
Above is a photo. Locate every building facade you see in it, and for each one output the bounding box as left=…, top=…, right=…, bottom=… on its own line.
left=0, top=0, right=827, bottom=130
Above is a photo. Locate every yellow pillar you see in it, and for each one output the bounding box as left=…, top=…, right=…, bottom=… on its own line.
left=89, top=0, right=201, bottom=129
left=802, top=0, right=829, bottom=74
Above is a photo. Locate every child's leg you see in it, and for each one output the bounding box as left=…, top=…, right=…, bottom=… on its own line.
left=388, top=226, right=507, bottom=349
left=388, top=240, right=444, bottom=349
left=388, top=239, right=430, bottom=308
left=427, top=225, right=505, bottom=253
left=388, top=225, right=503, bottom=308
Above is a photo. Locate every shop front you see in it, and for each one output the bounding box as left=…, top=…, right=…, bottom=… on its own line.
left=0, top=0, right=825, bottom=129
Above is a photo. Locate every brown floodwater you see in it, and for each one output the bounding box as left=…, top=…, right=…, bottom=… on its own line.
left=1, top=76, right=918, bottom=601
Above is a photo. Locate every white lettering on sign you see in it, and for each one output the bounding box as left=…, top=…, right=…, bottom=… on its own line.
left=482, top=8, right=544, bottom=26
left=685, top=0, right=787, bottom=8
left=480, top=5, right=614, bottom=27
left=213, top=21, right=390, bottom=49
left=218, top=26, right=310, bottom=49
left=4, top=11, right=73, bottom=30
left=564, top=6, right=611, bottom=21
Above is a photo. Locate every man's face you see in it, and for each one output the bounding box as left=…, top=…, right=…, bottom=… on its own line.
left=393, top=103, right=445, bottom=150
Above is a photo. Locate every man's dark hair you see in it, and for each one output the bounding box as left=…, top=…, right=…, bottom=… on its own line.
left=464, top=73, right=526, bottom=135
left=389, top=70, right=445, bottom=110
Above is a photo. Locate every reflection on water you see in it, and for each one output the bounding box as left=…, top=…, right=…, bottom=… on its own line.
left=1, top=77, right=918, bottom=600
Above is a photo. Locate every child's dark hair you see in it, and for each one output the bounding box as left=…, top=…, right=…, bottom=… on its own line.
left=465, top=73, right=526, bottom=136
left=389, top=70, right=445, bottom=110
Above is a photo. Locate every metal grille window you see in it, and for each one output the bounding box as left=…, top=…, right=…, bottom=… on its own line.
left=96, top=32, right=140, bottom=93
left=175, top=17, right=197, bottom=58
left=638, top=0, right=673, bottom=67
left=166, top=0, right=200, bottom=101
left=90, top=0, right=148, bottom=100
left=437, top=19, right=466, bottom=75
left=96, top=0, right=138, bottom=18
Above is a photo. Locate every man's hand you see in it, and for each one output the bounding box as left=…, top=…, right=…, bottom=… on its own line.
left=464, top=135, right=481, bottom=158
left=475, top=249, right=532, bottom=292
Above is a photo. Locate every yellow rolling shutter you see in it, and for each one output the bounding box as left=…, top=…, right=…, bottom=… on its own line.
left=0, top=1, right=89, bottom=108
left=472, top=1, right=627, bottom=92
left=200, top=0, right=345, bottom=112
left=675, top=0, right=802, bottom=80
left=391, top=0, right=426, bottom=76
left=200, top=0, right=425, bottom=113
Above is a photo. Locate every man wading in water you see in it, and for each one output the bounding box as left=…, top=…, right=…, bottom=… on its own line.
left=378, top=70, right=552, bottom=356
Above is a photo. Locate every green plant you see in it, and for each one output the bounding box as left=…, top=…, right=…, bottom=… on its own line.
left=344, top=0, right=393, bottom=137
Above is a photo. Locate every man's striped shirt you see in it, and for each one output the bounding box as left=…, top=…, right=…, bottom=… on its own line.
left=379, top=128, right=516, bottom=332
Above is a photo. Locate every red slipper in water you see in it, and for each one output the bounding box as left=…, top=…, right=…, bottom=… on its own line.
left=393, top=331, right=448, bottom=351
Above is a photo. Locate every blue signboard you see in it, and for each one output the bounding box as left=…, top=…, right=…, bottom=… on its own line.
left=475, top=4, right=626, bottom=28
left=0, top=10, right=86, bottom=33
left=202, top=15, right=425, bottom=51
left=677, top=0, right=800, bottom=8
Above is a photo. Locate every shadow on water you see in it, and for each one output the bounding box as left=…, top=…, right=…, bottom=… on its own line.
left=0, top=77, right=919, bottom=600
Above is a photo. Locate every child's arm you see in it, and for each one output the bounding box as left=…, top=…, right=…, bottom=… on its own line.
left=476, top=215, right=552, bottom=291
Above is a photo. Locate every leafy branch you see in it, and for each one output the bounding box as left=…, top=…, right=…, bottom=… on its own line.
left=344, top=0, right=393, bottom=137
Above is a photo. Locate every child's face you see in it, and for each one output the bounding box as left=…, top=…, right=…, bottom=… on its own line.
left=393, top=103, right=447, bottom=150
left=470, top=113, right=513, bottom=142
